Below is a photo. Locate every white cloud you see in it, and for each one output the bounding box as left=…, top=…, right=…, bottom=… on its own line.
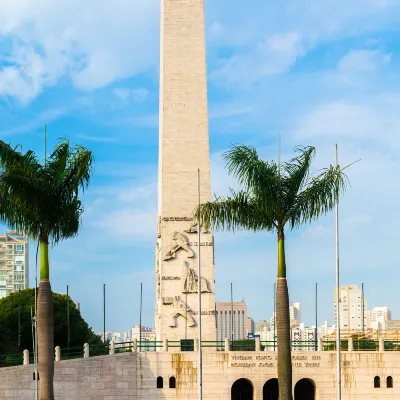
left=294, top=95, right=400, bottom=146
left=338, top=49, right=392, bottom=73
left=113, top=87, right=149, bottom=102
left=96, top=208, right=156, bottom=238
left=0, top=0, right=159, bottom=102
left=210, top=31, right=306, bottom=87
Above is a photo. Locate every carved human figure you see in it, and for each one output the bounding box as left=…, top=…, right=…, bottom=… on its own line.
left=181, top=261, right=210, bottom=293
left=163, top=231, right=194, bottom=260
left=164, top=297, right=196, bottom=328
left=184, top=223, right=209, bottom=234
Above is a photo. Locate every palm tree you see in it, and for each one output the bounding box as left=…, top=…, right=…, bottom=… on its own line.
left=0, top=140, right=93, bottom=400
left=195, top=145, right=348, bottom=400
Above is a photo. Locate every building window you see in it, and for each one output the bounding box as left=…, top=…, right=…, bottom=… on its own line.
left=387, top=376, right=393, bottom=388
left=374, top=376, right=380, bottom=388
left=157, top=377, right=163, bottom=389
left=169, top=376, right=176, bottom=389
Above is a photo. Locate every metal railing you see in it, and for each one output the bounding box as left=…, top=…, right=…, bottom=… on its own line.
left=3, top=337, right=400, bottom=367
left=0, top=353, right=23, bottom=368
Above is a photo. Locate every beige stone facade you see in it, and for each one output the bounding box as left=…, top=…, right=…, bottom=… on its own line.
left=156, top=0, right=216, bottom=343
left=1, top=347, right=400, bottom=399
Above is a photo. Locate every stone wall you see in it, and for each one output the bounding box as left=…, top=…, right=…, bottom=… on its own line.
left=0, top=349, right=399, bottom=399
left=0, top=353, right=137, bottom=400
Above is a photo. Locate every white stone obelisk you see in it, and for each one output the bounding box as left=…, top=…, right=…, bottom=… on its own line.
left=156, top=0, right=216, bottom=344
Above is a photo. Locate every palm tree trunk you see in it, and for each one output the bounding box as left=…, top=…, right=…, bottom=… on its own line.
left=38, top=241, right=54, bottom=400
left=277, top=230, right=292, bottom=400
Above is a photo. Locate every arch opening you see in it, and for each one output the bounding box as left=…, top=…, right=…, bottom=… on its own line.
left=294, top=378, right=315, bottom=400
left=263, top=378, right=279, bottom=400
left=157, top=376, right=163, bottom=389
left=169, top=376, right=176, bottom=389
left=374, top=376, right=380, bottom=388
left=231, top=378, right=253, bottom=400
left=387, top=376, right=393, bottom=388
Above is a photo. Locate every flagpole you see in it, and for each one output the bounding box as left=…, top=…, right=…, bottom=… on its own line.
left=197, top=168, right=203, bottom=400
left=335, top=144, right=342, bottom=400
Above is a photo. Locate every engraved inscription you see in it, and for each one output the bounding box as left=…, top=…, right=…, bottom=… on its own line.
left=163, top=217, right=193, bottom=221
left=191, top=310, right=216, bottom=315
left=188, top=241, right=213, bottom=246
left=162, top=276, right=181, bottom=280
left=229, top=354, right=321, bottom=368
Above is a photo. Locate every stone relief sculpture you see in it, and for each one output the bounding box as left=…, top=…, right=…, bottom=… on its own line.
left=163, top=296, right=196, bottom=328
left=163, top=231, right=194, bottom=260
left=181, top=261, right=210, bottom=293
left=157, top=216, right=161, bottom=238
left=184, top=222, right=209, bottom=234
left=156, top=242, right=161, bottom=298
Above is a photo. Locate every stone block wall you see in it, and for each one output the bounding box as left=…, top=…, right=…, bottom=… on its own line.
left=0, top=350, right=400, bottom=399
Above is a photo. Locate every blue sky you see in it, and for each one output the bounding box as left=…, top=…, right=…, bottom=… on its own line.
left=1, top=0, right=400, bottom=335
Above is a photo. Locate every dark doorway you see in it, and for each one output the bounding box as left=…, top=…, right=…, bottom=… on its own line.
left=294, top=378, right=315, bottom=400
left=231, top=378, right=253, bottom=400
left=263, top=378, right=279, bottom=400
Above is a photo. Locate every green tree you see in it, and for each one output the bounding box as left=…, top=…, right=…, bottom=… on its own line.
left=195, top=145, right=348, bottom=400
left=0, top=289, right=102, bottom=355
left=0, top=140, right=93, bottom=400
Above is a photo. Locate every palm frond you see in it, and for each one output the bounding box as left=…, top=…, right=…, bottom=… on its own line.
left=0, top=139, right=94, bottom=245
left=281, top=146, right=315, bottom=212
left=287, top=164, right=349, bottom=228
left=194, top=190, right=274, bottom=232
left=60, top=145, right=94, bottom=196
left=223, top=145, right=280, bottom=214
left=46, top=141, right=71, bottom=185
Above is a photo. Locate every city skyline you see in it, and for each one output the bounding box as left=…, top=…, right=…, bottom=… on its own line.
left=1, top=0, right=400, bottom=334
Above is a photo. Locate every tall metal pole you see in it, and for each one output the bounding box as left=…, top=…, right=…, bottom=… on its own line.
left=231, top=283, right=234, bottom=341
left=335, top=144, right=342, bottom=400
left=67, top=285, right=70, bottom=349
left=362, top=283, right=365, bottom=336
left=18, top=289, right=20, bottom=351
left=315, top=283, right=318, bottom=351
left=274, top=282, right=276, bottom=351
left=139, top=282, right=143, bottom=351
left=44, top=124, right=47, bottom=167
left=197, top=168, right=203, bottom=400
left=34, top=241, right=39, bottom=400
left=185, top=290, right=188, bottom=340
left=103, top=284, right=106, bottom=343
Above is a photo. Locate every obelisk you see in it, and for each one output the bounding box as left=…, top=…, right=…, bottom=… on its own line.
left=156, top=0, right=216, bottom=343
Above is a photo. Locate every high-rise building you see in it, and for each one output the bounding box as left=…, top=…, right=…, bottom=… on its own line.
left=334, top=285, right=367, bottom=331
left=292, top=323, right=317, bottom=351
left=290, top=302, right=301, bottom=326
left=215, top=301, right=253, bottom=341
left=0, top=230, right=29, bottom=299
left=367, top=307, right=391, bottom=330
left=124, top=325, right=157, bottom=351
left=99, top=332, right=122, bottom=343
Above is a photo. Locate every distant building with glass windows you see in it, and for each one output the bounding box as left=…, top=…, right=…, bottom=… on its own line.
left=0, top=230, right=29, bottom=298
left=215, top=301, right=253, bottom=341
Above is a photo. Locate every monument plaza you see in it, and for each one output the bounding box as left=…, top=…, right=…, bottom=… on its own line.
left=0, top=0, right=400, bottom=399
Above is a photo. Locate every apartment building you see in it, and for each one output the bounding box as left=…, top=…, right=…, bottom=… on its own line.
left=334, top=285, right=367, bottom=331
left=0, top=230, right=29, bottom=299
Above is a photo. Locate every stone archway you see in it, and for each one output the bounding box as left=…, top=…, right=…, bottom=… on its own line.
left=263, top=378, right=279, bottom=400
left=294, top=378, right=315, bottom=400
left=231, top=378, right=254, bottom=400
